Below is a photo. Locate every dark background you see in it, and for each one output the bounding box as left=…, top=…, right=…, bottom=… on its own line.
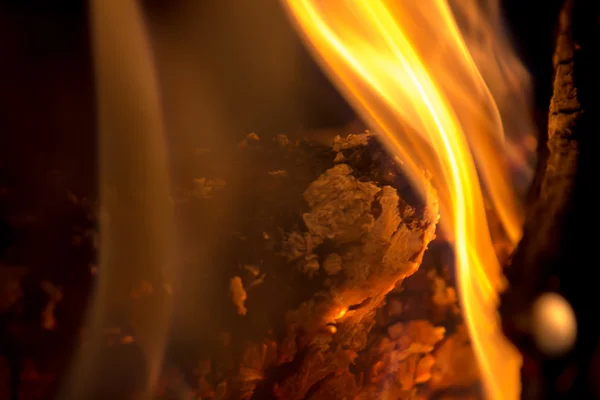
left=0, top=0, right=563, bottom=202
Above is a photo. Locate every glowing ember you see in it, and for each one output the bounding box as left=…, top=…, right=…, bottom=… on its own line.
left=335, top=307, right=348, bottom=320
left=282, top=1, right=536, bottom=399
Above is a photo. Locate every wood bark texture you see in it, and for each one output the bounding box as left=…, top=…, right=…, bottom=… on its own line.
left=501, top=0, right=600, bottom=397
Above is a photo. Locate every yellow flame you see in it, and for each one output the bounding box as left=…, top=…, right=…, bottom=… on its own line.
left=282, top=1, right=535, bottom=399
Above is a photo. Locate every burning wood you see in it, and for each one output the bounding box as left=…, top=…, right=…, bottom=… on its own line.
left=147, top=131, right=489, bottom=400
left=281, top=1, right=535, bottom=397
left=271, top=143, right=438, bottom=399
left=230, top=277, right=248, bottom=317
left=1, top=129, right=487, bottom=399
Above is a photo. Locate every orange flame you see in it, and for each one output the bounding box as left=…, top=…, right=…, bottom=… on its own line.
left=282, top=1, right=536, bottom=399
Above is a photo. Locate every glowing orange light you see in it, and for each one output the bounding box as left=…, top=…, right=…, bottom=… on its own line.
left=282, top=1, right=536, bottom=399
left=335, top=307, right=348, bottom=320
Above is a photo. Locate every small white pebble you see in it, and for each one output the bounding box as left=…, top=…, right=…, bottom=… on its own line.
left=532, top=292, right=577, bottom=356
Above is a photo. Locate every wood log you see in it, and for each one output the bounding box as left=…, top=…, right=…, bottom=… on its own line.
left=500, top=0, right=579, bottom=333
left=500, top=0, right=600, bottom=398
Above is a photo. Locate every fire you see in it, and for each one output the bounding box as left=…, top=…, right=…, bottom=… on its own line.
left=282, top=1, right=535, bottom=399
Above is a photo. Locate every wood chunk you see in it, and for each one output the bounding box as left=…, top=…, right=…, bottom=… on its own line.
left=302, top=164, right=380, bottom=244
left=332, top=132, right=373, bottom=152
left=238, top=132, right=261, bottom=149
left=397, top=354, right=419, bottom=390
left=192, top=177, right=226, bottom=199
left=230, top=276, right=247, bottom=316
left=264, top=135, right=439, bottom=400
left=415, top=354, right=436, bottom=384
left=323, top=253, right=343, bottom=276
left=388, top=322, right=405, bottom=340
left=430, top=326, right=480, bottom=391
left=387, top=298, right=404, bottom=318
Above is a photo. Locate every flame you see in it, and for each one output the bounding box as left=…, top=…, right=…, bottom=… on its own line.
left=282, top=1, right=536, bottom=399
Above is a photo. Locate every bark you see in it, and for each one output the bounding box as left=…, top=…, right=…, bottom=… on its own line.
left=500, top=0, right=600, bottom=398
left=500, top=0, right=579, bottom=329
